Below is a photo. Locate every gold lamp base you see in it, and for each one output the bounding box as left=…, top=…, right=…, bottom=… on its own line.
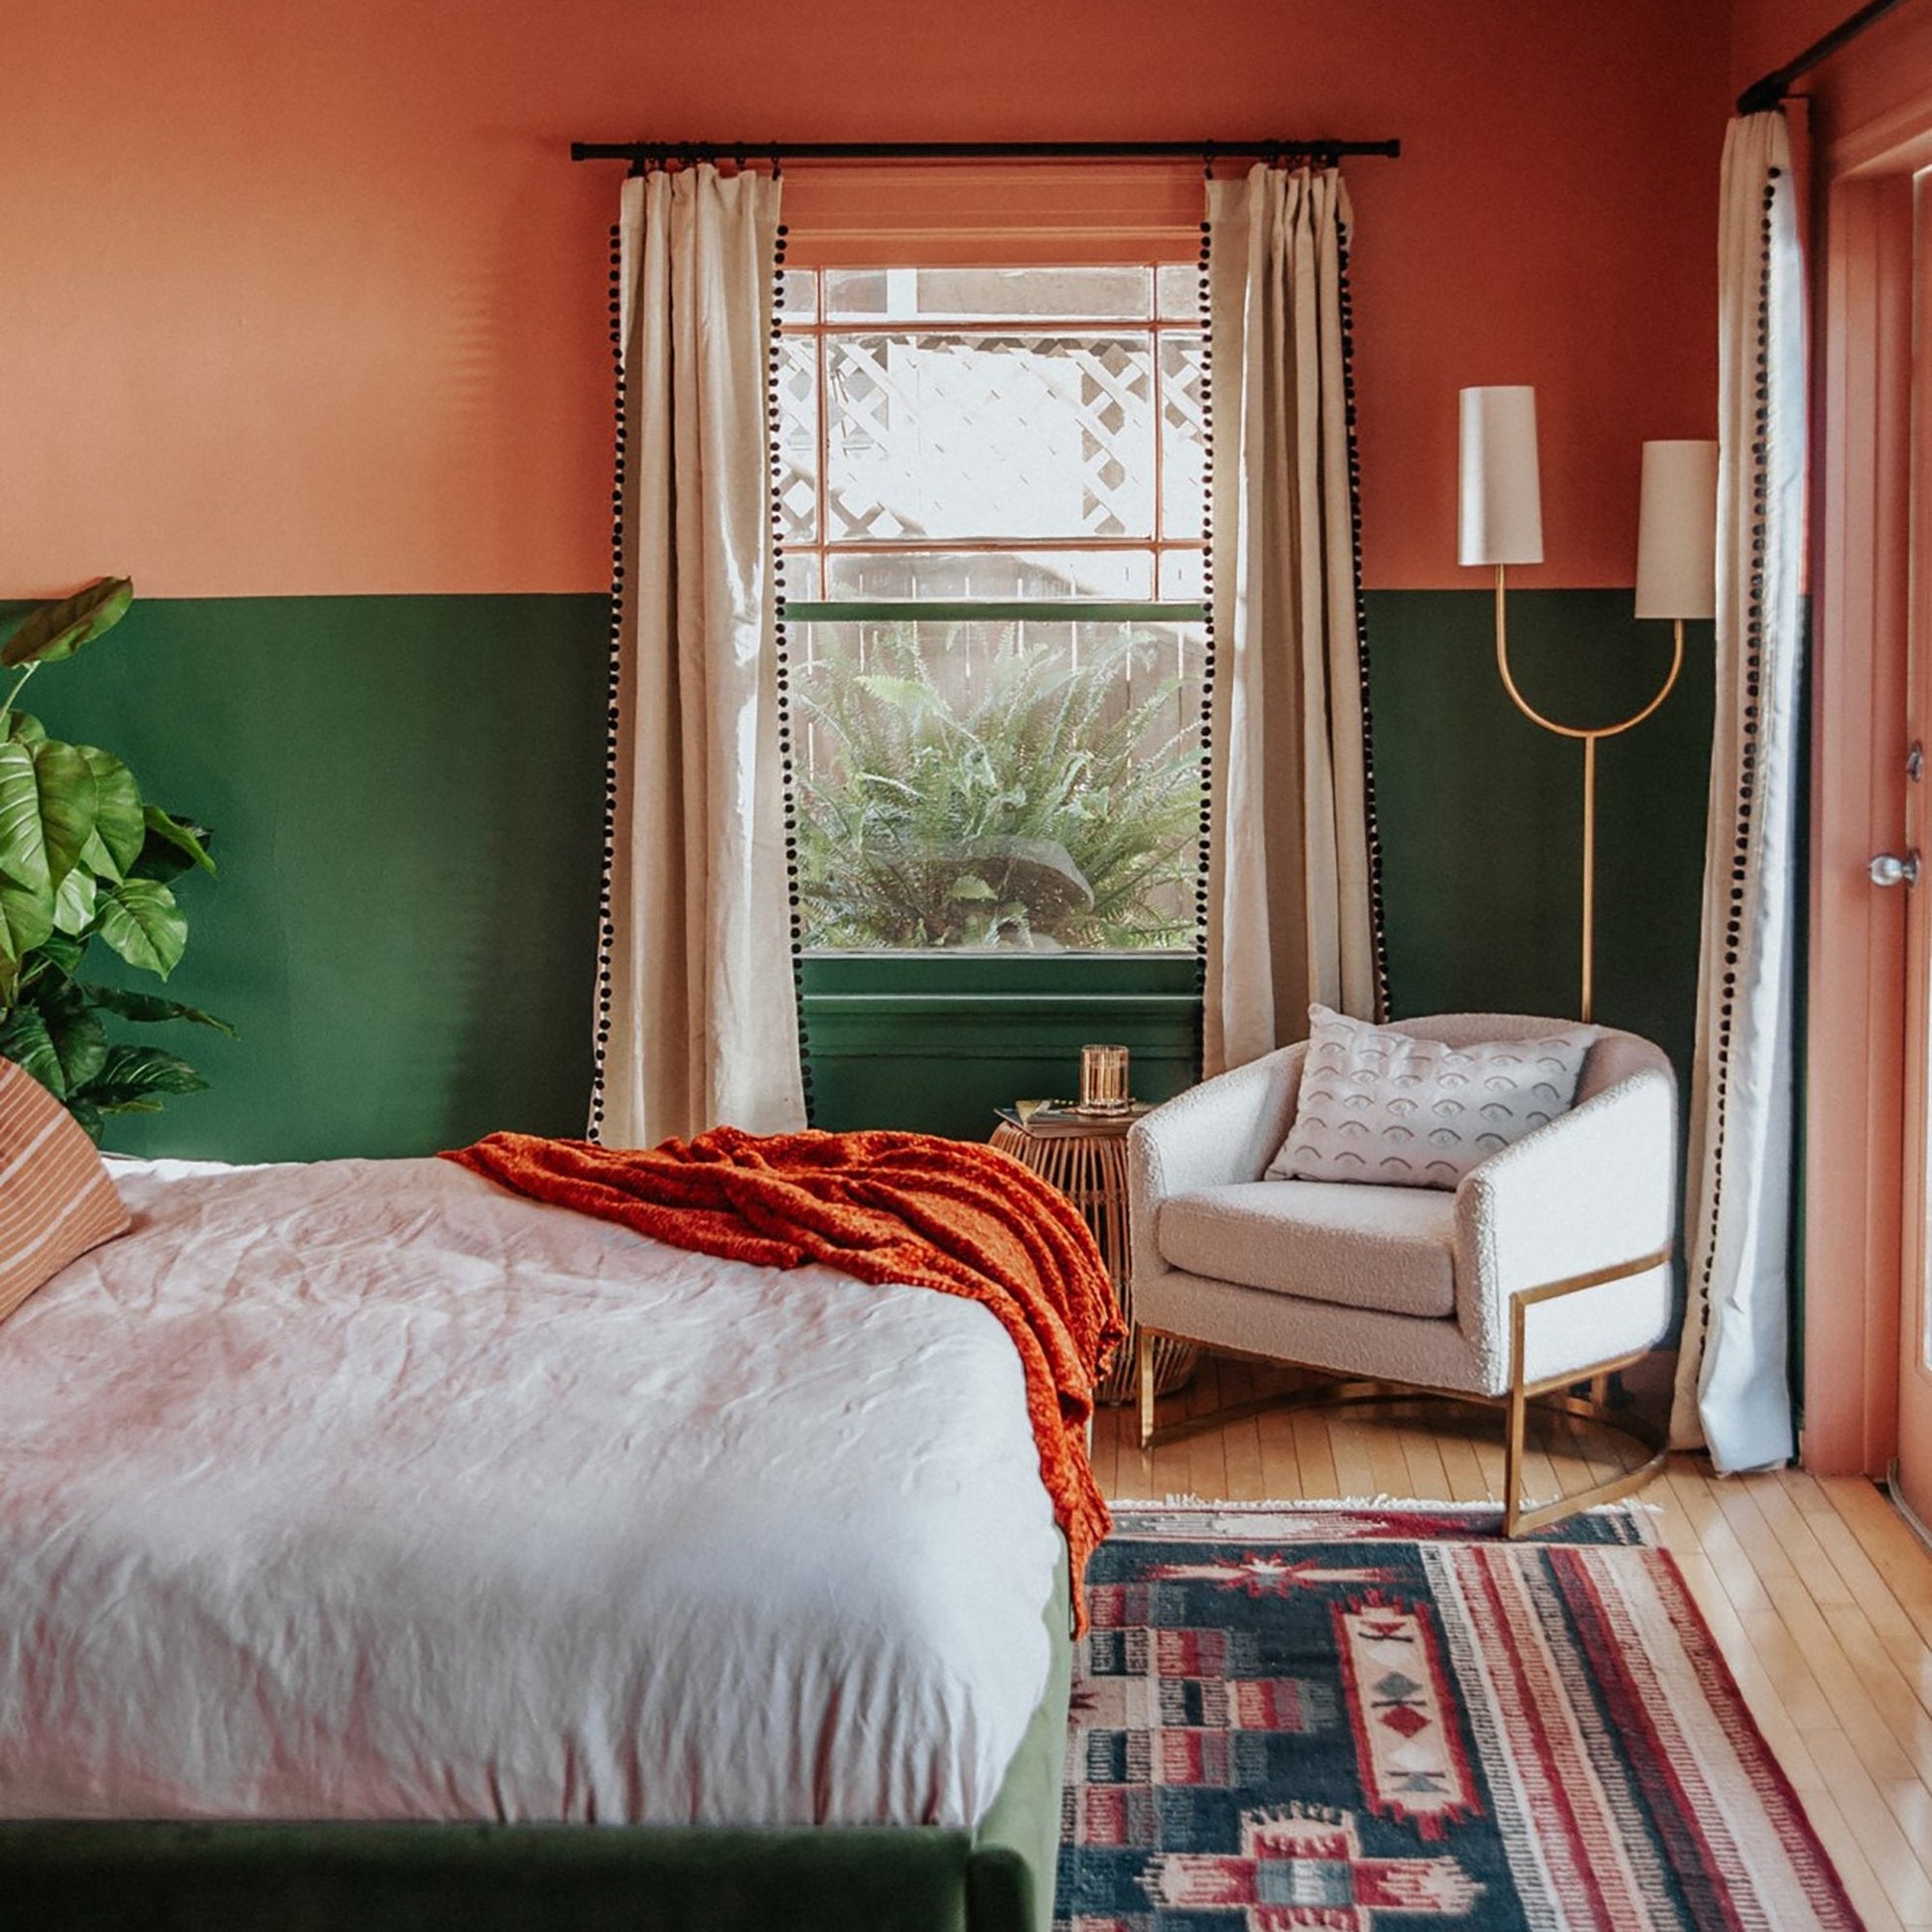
left=1492, top=564, right=1683, bottom=1024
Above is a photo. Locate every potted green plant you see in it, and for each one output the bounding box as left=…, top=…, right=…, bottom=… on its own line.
left=793, top=624, right=1203, bottom=950
left=0, top=577, right=230, bottom=1140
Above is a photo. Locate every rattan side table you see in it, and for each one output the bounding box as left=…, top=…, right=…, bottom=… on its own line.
left=990, top=1107, right=1198, bottom=1406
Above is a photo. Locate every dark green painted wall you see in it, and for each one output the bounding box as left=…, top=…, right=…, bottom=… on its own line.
left=802, top=952, right=1200, bottom=1143
left=18, top=589, right=1708, bottom=1161
left=23, top=596, right=607, bottom=1162
left=1369, top=590, right=1713, bottom=1094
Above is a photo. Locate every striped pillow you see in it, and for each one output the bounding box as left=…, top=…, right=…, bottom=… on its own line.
left=0, top=1057, right=130, bottom=1322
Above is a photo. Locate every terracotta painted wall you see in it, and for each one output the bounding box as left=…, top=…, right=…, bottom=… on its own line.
left=3, top=0, right=1730, bottom=600
left=1728, top=0, right=1932, bottom=110
left=5, top=3, right=1742, bottom=1162
left=1729, top=0, right=1839, bottom=91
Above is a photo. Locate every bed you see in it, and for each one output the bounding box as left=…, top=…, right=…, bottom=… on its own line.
left=0, top=1151, right=1081, bottom=1931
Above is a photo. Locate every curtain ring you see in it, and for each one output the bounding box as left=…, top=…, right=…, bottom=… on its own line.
left=771, top=148, right=783, bottom=179
left=1202, top=142, right=1215, bottom=181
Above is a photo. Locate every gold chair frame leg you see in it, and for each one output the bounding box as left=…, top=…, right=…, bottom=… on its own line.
left=1501, top=1245, right=1672, bottom=1536
left=1135, top=1244, right=1673, bottom=1539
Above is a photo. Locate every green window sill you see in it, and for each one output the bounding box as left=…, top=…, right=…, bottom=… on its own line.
left=800, top=952, right=1201, bottom=1140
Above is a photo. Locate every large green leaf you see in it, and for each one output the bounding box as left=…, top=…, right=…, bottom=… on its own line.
left=0, top=877, right=55, bottom=962
left=0, top=737, right=100, bottom=894
left=51, top=867, right=96, bottom=934
left=31, top=741, right=96, bottom=889
left=85, top=1096, right=163, bottom=1119
left=95, top=879, right=187, bottom=979
left=74, top=828, right=121, bottom=884
left=133, top=805, right=216, bottom=881
left=58, top=1014, right=110, bottom=1093
left=79, top=982, right=237, bottom=1036
left=0, top=1008, right=65, bottom=1095
left=0, top=738, right=46, bottom=891
left=27, top=933, right=84, bottom=978
left=7, top=711, right=46, bottom=747
left=79, top=1042, right=207, bottom=1100
left=35, top=995, right=107, bottom=1093
left=0, top=577, right=134, bottom=668
left=76, top=747, right=144, bottom=872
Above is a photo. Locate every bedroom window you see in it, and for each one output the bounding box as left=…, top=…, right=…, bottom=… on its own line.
left=775, top=265, right=1207, bottom=953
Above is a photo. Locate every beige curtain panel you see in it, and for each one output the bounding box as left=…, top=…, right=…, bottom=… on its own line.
left=1204, top=164, right=1380, bottom=1076
left=595, top=165, right=806, bottom=1148
left=1670, top=113, right=1806, bottom=1468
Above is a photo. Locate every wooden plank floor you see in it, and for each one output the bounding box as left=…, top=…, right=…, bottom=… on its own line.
left=1092, top=1353, right=1932, bottom=1931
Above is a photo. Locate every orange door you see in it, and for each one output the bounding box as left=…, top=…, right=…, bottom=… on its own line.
left=1897, top=172, right=1932, bottom=1530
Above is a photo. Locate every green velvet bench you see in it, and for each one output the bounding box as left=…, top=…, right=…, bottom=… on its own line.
left=0, top=1563, right=1072, bottom=1932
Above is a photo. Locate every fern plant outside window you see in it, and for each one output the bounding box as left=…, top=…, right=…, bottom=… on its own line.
left=775, top=266, right=1207, bottom=953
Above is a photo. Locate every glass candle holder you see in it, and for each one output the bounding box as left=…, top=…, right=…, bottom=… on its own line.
left=1079, top=1043, right=1132, bottom=1114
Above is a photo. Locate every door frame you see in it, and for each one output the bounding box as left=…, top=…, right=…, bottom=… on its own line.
left=1802, top=99, right=1932, bottom=1475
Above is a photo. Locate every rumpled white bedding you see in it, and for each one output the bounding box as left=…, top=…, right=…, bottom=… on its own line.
left=0, top=1156, right=1061, bottom=1828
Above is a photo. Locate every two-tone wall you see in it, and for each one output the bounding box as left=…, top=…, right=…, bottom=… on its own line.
left=4, top=1, right=1733, bottom=1159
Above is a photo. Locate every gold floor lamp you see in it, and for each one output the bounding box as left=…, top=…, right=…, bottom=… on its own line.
left=1458, top=386, right=1718, bottom=1023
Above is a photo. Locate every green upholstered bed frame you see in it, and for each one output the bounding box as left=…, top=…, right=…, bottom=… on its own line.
left=0, top=1554, right=1072, bottom=1932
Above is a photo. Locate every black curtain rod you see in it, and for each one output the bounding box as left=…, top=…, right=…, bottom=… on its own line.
left=1736, top=0, right=1915, bottom=112
left=570, top=138, right=1400, bottom=168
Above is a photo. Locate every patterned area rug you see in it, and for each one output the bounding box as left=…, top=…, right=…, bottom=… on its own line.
left=1056, top=1502, right=1861, bottom=1930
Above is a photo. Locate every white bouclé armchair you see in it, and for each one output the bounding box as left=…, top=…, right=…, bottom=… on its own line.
left=1127, top=1014, right=1677, bottom=1533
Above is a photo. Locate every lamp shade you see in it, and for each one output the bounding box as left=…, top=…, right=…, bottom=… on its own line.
left=1634, top=439, right=1719, bottom=620
left=1458, top=385, right=1544, bottom=567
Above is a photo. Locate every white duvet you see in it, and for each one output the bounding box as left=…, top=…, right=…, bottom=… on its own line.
left=0, top=1156, right=1061, bottom=1828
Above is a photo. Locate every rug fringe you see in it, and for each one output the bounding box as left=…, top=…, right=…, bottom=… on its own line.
left=1106, top=1494, right=1662, bottom=1542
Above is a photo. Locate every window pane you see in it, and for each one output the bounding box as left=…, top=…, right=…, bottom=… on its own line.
left=778, top=551, right=821, bottom=599
left=821, top=550, right=1154, bottom=600
left=773, top=333, right=819, bottom=544
left=1159, top=548, right=1206, bottom=599
left=823, top=266, right=1151, bottom=322
left=1157, top=263, right=1202, bottom=320
left=777, top=269, right=818, bottom=321
left=1160, top=332, right=1206, bottom=541
left=824, top=333, right=1156, bottom=542
left=791, top=618, right=1204, bottom=951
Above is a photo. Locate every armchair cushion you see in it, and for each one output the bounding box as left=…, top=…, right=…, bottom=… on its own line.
left=1267, top=1005, right=1595, bottom=1189
left=1156, top=1179, right=1456, bottom=1319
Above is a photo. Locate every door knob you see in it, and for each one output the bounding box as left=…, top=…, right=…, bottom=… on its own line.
left=1869, top=851, right=1922, bottom=888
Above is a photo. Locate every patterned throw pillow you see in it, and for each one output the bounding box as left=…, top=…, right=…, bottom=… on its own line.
left=0, top=1057, right=130, bottom=1322
left=1267, top=1007, right=1594, bottom=1190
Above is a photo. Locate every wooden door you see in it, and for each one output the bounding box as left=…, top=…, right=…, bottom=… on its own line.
left=1897, top=171, right=1932, bottom=1529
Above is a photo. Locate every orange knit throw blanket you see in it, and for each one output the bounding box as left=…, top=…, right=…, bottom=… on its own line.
left=441, top=1127, right=1125, bottom=1622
